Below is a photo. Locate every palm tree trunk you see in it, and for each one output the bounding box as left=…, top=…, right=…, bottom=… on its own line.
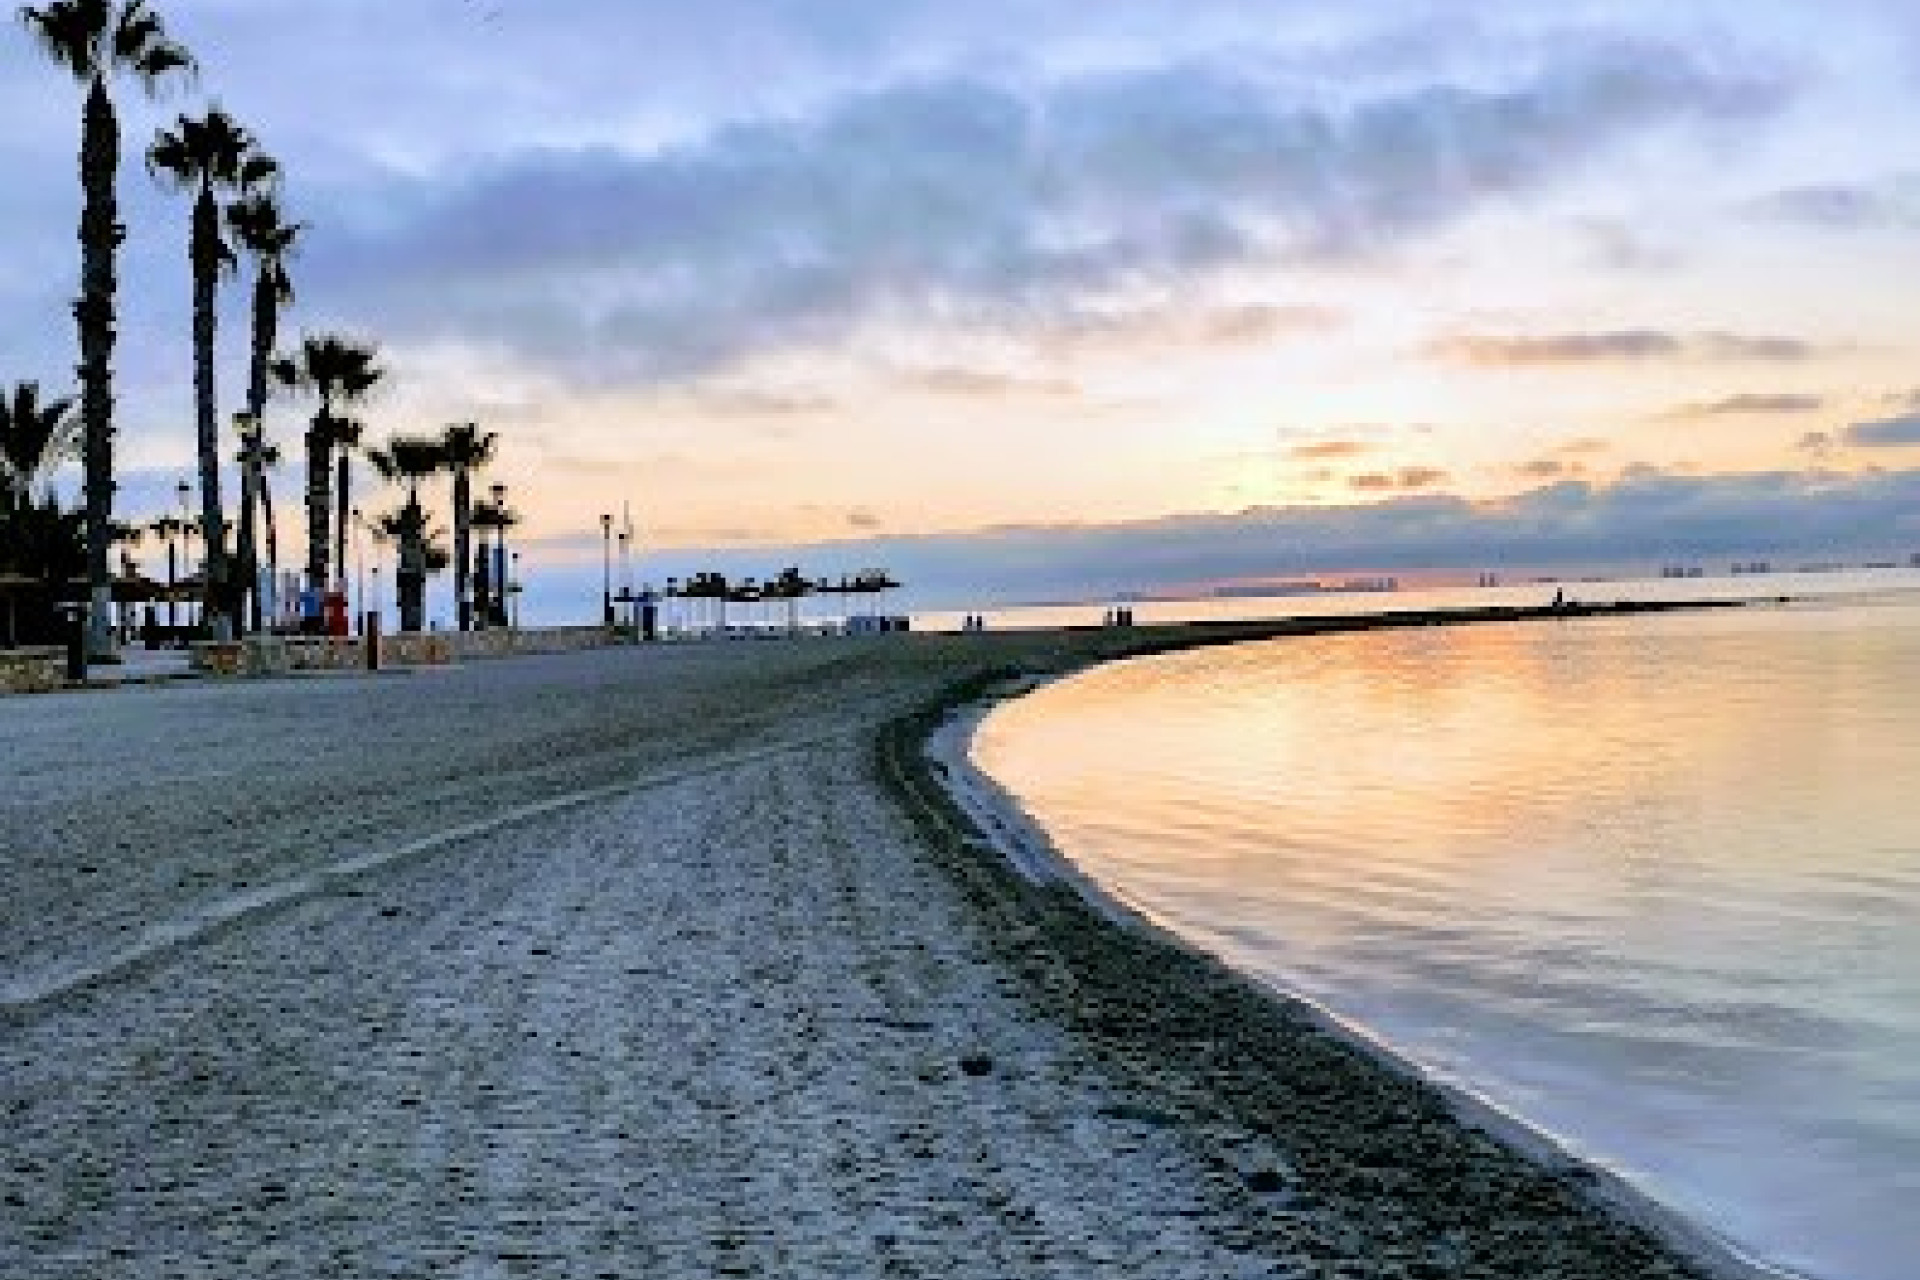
left=453, top=466, right=471, bottom=630
left=259, top=473, right=279, bottom=625
left=235, top=454, right=257, bottom=634
left=190, top=185, right=231, bottom=641
left=78, top=77, right=119, bottom=660
left=305, top=416, right=332, bottom=599
left=237, top=272, right=275, bottom=633
left=334, top=450, right=351, bottom=595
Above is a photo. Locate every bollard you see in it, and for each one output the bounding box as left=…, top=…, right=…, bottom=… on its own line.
left=363, top=611, right=381, bottom=671
left=60, top=603, right=87, bottom=683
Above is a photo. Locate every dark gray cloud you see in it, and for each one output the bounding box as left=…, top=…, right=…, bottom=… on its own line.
left=1844, top=413, right=1920, bottom=448
left=619, top=467, right=1920, bottom=606
left=301, top=39, right=1784, bottom=384
left=1431, top=329, right=1817, bottom=367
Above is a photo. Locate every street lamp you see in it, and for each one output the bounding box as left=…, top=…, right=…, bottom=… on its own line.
left=617, top=529, right=630, bottom=626
left=600, top=512, right=613, bottom=627
left=490, top=482, right=508, bottom=627
left=352, top=506, right=367, bottom=635
left=176, top=479, right=192, bottom=631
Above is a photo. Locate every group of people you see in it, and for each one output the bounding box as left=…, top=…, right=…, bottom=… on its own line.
left=1103, top=606, right=1137, bottom=627
left=959, top=613, right=990, bottom=632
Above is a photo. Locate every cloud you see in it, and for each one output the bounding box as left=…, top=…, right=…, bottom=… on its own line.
left=304, top=39, right=1785, bottom=385
left=1288, top=440, right=1374, bottom=460
left=639, top=466, right=1920, bottom=607
left=846, top=507, right=882, bottom=530
left=1196, top=305, right=1341, bottom=344
left=1430, top=330, right=1817, bottom=368
left=1430, top=331, right=1682, bottom=365
left=1844, top=413, right=1920, bottom=448
left=1698, top=332, right=1816, bottom=362
left=1756, top=178, right=1920, bottom=231
left=896, top=368, right=1078, bottom=397
left=1662, top=392, right=1825, bottom=420
left=1796, top=431, right=1835, bottom=459
left=1348, top=466, right=1450, bottom=491
left=1515, top=458, right=1588, bottom=480
left=684, top=387, right=840, bottom=417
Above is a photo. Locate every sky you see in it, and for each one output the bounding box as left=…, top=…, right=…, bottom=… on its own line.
left=5, top=0, right=1920, bottom=620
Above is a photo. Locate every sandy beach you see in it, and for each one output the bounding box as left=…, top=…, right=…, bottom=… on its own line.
left=2, top=613, right=1725, bottom=1278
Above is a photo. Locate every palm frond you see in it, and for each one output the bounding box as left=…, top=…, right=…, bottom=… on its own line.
left=440, top=421, right=500, bottom=468
left=18, top=2, right=99, bottom=80
left=115, top=0, right=193, bottom=89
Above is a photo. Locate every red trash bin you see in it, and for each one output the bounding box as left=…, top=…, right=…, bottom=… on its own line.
left=323, top=590, right=349, bottom=638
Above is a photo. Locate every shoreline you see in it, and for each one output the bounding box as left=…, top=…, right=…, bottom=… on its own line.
left=880, top=601, right=1804, bottom=1280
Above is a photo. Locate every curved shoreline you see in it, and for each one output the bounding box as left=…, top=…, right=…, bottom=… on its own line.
left=880, top=608, right=1807, bottom=1280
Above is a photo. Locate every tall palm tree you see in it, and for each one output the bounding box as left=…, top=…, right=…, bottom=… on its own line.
left=148, top=107, right=277, bottom=640
left=369, top=434, right=447, bottom=632
left=437, top=422, right=497, bottom=630
left=271, top=334, right=384, bottom=606
left=0, top=382, right=79, bottom=504
left=20, top=0, right=194, bottom=657
left=228, top=190, right=303, bottom=632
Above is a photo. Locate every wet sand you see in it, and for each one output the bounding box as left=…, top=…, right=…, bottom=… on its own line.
left=2, top=607, right=1728, bottom=1277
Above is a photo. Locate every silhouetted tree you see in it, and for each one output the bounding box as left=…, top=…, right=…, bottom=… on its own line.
left=369, top=434, right=446, bottom=632
left=437, top=422, right=497, bottom=631
left=20, top=0, right=194, bottom=656
left=0, top=383, right=78, bottom=503
left=228, top=189, right=303, bottom=631
left=272, top=334, right=383, bottom=598
left=148, top=106, right=277, bottom=639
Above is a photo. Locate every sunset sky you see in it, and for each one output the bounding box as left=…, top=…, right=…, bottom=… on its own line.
left=5, top=1, right=1920, bottom=616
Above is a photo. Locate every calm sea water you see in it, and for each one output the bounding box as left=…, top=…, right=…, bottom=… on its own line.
left=972, top=593, right=1920, bottom=1280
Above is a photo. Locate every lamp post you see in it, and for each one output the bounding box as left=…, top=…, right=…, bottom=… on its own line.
left=510, top=551, right=521, bottom=629
left=352, top=507, right=367, bottom=636
left=164, top=520, right=179, bottom=631
left=176, top=479, right=192, bottom=631
left=616, top=529, right=630, bottom=627
left=490, top=482, right=508, bottom=627
left=600, top=512, right=613, bottom=627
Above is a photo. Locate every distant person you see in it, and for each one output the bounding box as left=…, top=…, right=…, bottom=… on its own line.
left=1551, top=588, right=1565, bottom=609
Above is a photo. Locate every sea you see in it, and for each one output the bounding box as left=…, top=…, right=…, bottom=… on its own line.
left=966, top=571, right=1920, bottom=1280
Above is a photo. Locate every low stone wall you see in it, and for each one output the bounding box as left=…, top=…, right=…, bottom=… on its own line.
left=191, top=626, right=620, bottom=677
left=0, top=646, right=66, bottom=695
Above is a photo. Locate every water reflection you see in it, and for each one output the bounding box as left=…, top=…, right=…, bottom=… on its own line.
left=974, top=600, right=1920, bottom=1280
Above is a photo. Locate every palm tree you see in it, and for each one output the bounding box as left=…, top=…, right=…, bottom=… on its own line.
left=232, top=420, right=286, bottom=629
left=20, top=0, right=194, bottom=657
left=368, top=434, right=446, bottom=632
left=271, top=334, right=384, bottom=607
left=148, top=107, right=277, bottom=640
left=0, top=382, right=79, bottom=503
left=228, top=190, right=303, bottom=631
left=436, top=422, right=498, bottom=631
